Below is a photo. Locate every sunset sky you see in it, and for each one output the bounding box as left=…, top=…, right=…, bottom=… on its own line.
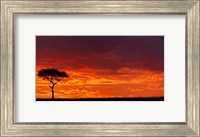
left=36, top=36, right=164, bottom=99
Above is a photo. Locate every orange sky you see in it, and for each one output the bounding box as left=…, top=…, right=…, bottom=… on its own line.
left=36, top=36, right=164, bottom=99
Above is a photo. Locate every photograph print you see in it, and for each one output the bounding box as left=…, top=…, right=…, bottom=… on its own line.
left=36, top=36, right=164, bottom=101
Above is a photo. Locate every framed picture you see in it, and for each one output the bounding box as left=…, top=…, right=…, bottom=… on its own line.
left=1, top=0, right=199, bottom=136
left=36, top=36, right=164, bottom=101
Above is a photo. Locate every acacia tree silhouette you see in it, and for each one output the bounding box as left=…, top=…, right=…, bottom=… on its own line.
left=38, top=69, right=69, bottom=100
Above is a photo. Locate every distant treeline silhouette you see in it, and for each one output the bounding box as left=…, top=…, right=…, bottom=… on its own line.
left=36, top=97, right=164, bottom=101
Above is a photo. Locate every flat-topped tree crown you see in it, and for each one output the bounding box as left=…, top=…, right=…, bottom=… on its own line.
left=38, top=68, right=68, bottom=79
left=38, top=68, right=69, bottom=100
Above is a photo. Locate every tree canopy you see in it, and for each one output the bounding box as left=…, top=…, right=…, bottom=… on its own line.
left=38, top=68, right=68, bottom=78
left=38, top=68, right=69, bottom=84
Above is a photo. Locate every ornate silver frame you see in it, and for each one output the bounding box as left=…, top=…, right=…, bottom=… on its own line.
left=1, top=0, right=199, bottom=136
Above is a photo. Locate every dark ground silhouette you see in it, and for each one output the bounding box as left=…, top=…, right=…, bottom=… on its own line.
left=36, top=97, right=164, bottom=101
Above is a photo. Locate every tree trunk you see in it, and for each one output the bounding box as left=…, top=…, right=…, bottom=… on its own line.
left=51, top=84, right=55, bottom=100
left=52, top=88, right=54, bottom=100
